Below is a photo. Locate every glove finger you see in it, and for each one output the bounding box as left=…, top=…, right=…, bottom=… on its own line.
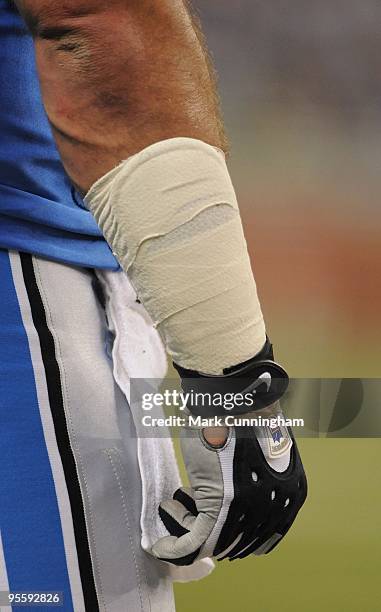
left=159, top=499, right=197, bottom=537
left=217, top=501, right=276, bottom=560
left=214, top=531, right=244, bottom=560
left=223, top=502, right=282, bottom=560
left=253, top=533, right=284, bottom=556
left=158, top=487, right=199, bottom=539
left=232, top=525, right=281, bottom=560
left=233, top=494, right=304, bottom=560
left=173, top=488, right=198, bottom=516
left=218, top=519, right=266, bottom=561
left=214, top=524, right=246, bottom=558
left=152, top=511, right=214, bottom=565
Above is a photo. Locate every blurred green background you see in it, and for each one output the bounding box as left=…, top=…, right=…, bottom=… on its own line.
left=175, top=2, right=381, bottom=611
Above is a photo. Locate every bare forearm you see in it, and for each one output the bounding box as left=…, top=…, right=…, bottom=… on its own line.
left=15, top=0, right=226, bottom=192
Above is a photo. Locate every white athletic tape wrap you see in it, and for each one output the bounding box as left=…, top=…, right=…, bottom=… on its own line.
left=85, top=138, right=266, bottom=374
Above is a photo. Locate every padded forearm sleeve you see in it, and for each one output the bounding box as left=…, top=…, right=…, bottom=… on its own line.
left=85, top=138, right=266, bottom=374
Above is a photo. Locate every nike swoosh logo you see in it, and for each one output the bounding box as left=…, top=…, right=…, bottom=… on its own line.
left=246, top=372, right=272, bottom=394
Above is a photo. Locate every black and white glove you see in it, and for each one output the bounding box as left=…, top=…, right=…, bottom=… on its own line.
left=150, top=340, right=307, bottom=565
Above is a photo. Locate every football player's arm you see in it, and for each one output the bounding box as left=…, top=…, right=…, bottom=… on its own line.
left=15, top=0, right=307, bottom=565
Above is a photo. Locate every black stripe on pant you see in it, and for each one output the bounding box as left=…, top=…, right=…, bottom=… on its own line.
left=20, top=253, right=99, bottom=612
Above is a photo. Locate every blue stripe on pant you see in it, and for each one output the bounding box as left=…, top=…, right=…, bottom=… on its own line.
left=0, top=250, right=74, bottom=611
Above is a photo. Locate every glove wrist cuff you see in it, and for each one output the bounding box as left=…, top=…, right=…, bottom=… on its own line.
left=174, top=338, right=289, bottom=417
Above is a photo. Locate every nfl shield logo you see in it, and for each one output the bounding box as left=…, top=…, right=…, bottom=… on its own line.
left=269, top=425, right=283, bottom=445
